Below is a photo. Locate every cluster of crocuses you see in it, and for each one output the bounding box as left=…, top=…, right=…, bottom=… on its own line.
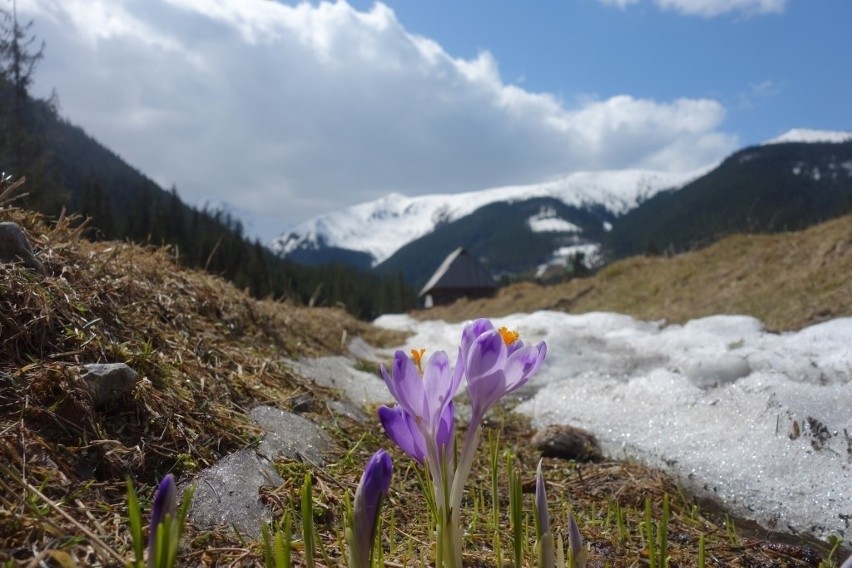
left=138, top=317, right=852, bottom=568
left=360, top=318, right=548, bottom=567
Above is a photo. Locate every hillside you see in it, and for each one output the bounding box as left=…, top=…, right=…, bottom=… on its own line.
left=376, top=197, right=613, bottom=285
left=605, top=140, right=852, bottom=258
left=0, top=76, right=415, bottom=318
left=417, top=213, right=852, bottom=332
left=1, top=199, right=845, bottom=566
left=274, top=169, right=701, bottom=269
left=276, top=137, right=852, bottom=286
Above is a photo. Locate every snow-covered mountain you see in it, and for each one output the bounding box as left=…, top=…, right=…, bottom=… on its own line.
left=271, top=167, right=709, bottom=267
left=764, top=128, right=852, bottom=145
left=271, top=128, right=852, bottom=274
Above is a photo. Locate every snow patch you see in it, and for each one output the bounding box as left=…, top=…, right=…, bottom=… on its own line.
left=527, top=206, right=581, bottom=233
left=373, top=312, right=852, bottom=542
left=764, top=128, right=852, bottom=145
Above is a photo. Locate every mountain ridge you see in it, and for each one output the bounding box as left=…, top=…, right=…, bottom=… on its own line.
left=273, top=128, right=852, bottom=286
left=271, top=167, right=708, bottom=266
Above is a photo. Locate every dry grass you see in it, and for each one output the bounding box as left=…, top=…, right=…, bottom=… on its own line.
left=419, top=214, right=852, bottom=332
left=0, top=184, right=844, bottom=567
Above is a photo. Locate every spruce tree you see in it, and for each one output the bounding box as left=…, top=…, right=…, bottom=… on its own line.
left=0, top=1, right=64, bottom=212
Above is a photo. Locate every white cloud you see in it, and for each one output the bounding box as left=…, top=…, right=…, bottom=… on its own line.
left=18, top=0, right=738, bottom=240
left=598, top=0, right=642, bottom=8
left=601, top=0, right=787, bottom=17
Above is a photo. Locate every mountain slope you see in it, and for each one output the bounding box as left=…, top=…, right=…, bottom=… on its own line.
left=375, top=197, right=614, bottom=286
left=605, top=139, right=852, bottom=257
left=272, top=168, right=705, bottom=267
left=417, top=212, right=852, bottom=333
left=2, top=88, right=416, bottom=317
left=273, top=129, right=852, bottom=285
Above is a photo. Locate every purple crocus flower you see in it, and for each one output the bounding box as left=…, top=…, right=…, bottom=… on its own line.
left=148, top=474, right=177, bottom=564
left=377, top=401, right=455, bottom=464
left=535, top=459, right=550, bottom=536
left=460, top=319, right=547, bottom=423
left=378, top=349, right=462, bottom=462
left=380, top=349, right=463, bottom=434
left=568, top=511, right=588, bottom=568
left=348, top=449, right=393, bottom=568
left=535, top=459, right=555, bottom=568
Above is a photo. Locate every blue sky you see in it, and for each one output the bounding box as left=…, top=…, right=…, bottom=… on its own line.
left=366, top=0, right=849, bottom=145
left=15, top=0, right=852, bottom=241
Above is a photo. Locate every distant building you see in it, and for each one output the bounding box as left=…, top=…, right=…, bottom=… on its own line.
left=419, top=247, right=497, bottom=308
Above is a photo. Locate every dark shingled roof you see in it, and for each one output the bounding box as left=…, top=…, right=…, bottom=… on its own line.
left=419, top=247, right=496, bottom=297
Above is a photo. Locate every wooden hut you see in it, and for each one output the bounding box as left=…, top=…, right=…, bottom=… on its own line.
left=419, top=247, right=496, bottom=308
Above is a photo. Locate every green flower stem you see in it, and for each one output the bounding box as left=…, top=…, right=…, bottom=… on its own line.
left=448, top=420, right=483, bottom=567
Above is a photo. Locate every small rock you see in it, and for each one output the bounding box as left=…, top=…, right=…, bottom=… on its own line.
left=0, top=222, right=46, bottom=274
left=80, top=363, right=139, bottom=407
left=287, top=392, right=314, bottom=413
left=326, top=399, right=370, bottom=424
left=532, top=424, right=603, bottom=462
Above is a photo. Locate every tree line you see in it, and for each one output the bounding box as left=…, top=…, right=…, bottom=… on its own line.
left=0, top=5, right=415, bottom=319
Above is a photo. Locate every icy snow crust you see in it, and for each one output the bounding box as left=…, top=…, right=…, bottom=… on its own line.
left=373, top=312, right=852, bottom=541
left=272, top=168, right=706, bottom=266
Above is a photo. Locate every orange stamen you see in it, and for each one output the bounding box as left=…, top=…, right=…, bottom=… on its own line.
left=498, top=327, right=519, bottom=346
left=410, top=348, right=426, bottom=375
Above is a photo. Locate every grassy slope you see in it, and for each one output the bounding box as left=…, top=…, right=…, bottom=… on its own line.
left=1, top=198, right=846, bottom=566
left=419, top=213, right=852, bottom=332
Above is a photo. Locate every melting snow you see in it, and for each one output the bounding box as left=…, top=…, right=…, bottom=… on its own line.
left=373, top=311, right=852, bottom=542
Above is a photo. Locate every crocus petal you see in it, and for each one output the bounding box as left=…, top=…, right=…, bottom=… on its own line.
left=840, top=555, right=852, bottom=568
left=467, top=369, right=508, bottom=421
left=351, top=450, right=393, bottom=568
left=387, top=350, right=426, bottom=417
left=378, top=405, right=425, bottom=464
left=467, top=330, right=507, bottom=380
left=535, top=459, right=550, bottom=535
left=507, top=338, right=525, bottom=356
left=436, top=401, right=455, bottom=457
left=148, top=474, right=177, bottom=559
left=568, top=511, right=586, bottom=568
left=461, top=318, right=495, bottom=361
left=422, top=350, right=451, bottom=421
left=449, top=347, right=464, bottom=398
left=503, top=342, right=547, bottom=395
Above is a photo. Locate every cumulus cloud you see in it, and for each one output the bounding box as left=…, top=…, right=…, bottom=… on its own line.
left=600, top=0, right=787, bottom=17
left=18, top=0, right=738, bottom=239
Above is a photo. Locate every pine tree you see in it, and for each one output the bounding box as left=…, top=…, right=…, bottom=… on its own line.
left=0, top=1, right=64, bottom=212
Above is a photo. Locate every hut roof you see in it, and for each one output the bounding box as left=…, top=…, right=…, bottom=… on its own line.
left=419, top=247, right=496, bottom=297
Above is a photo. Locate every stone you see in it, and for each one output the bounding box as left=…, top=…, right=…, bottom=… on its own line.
left=325, top=398, right=370, bottom=424
left=80, top=363, right=139, bottom=407
left=0, top=222, right=46, bottom=275
left=531, top=424, right=603, bottom=462
left=287, top=392, right=314, bottom=413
